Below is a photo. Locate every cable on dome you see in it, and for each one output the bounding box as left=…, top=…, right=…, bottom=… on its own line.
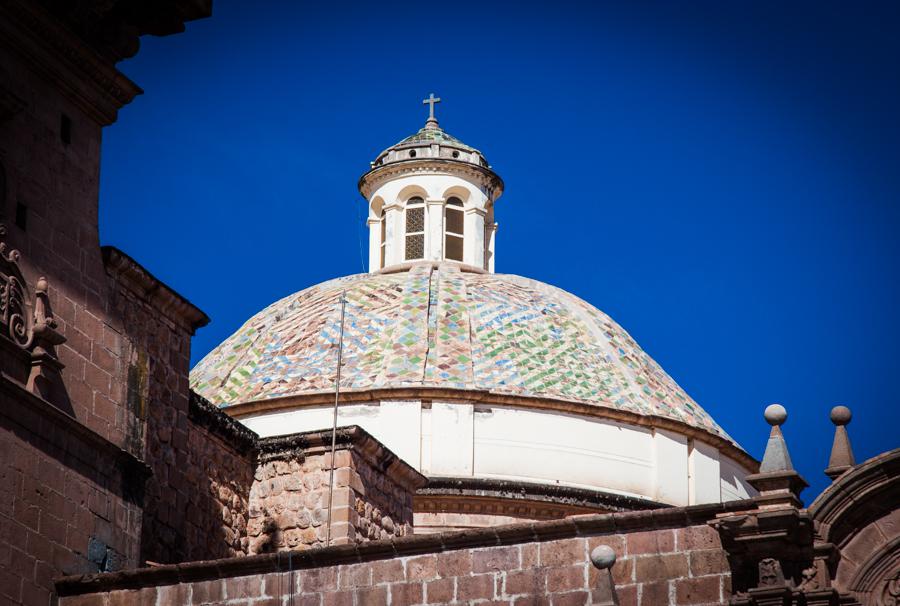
left=325, top=291, right=347, bottom=547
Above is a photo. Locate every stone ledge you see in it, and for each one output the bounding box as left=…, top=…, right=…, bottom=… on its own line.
left=102, top=246, right=210, bottom=333
left=188, top=390, right=258, bottom=455
left=418, top=476, right=666, bottom=517
left=55, top=497, right=756, bottom=596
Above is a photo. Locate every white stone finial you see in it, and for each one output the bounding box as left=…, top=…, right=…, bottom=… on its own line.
left=764, top=403, right=787, bottom=426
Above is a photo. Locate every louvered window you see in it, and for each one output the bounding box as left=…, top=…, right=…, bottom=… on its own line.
left=445, top=197, right=464, bottom=262
left=405, top=197, right=425, bottom=261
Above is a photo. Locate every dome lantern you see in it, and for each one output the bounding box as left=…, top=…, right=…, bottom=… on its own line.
left=358, top=95, right=504, bottom=273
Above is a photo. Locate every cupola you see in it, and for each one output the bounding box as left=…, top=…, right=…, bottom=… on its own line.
left=358, top=94, right=504, bottom=273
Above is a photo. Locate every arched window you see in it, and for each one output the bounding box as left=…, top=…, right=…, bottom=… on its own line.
left=404, top=197, right=425, bottom=261
left=444, top=197, right=464, bottom=262
left=379, top=208, right=386, bottom=269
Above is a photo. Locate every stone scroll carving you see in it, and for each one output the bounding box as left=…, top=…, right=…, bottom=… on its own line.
left=0, top=224, right=67, bottom=404
left=0, top=224, right=31, bottom=348
left=881, top=571, right=900, bottom=606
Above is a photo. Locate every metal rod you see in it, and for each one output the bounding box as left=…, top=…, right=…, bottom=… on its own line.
left=325, top=292, right=347, bottom=547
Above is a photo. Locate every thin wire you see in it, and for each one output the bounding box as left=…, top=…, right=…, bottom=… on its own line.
left=354, top=196, right=367, bottom=273
left=325, top=292, right=347, bottom=547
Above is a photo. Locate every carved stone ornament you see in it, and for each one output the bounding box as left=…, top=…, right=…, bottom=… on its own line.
left=0, top=224, right=67, bottom=404
left=881, top=571, right=900, bottom=606
left=0, top=224, right=31, bottom=348
left=759, top=558, right=786, bottom=588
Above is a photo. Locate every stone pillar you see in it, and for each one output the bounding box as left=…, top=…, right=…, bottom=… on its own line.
left=465, top=208, right=486, bottom=268
left=366, top=218, right=381, bottom=273
left=426, top=197, right=444, bottom=262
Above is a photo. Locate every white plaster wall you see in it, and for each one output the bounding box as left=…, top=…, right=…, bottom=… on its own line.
left=238, top=400, right=748, bottom=506
left=720, top=454, right=755, bottom=501
left=689, top=440, right=722, bottom=505
left=472, top=406, right=654, bottom=498
left=653, top=429, right=689, bottom=506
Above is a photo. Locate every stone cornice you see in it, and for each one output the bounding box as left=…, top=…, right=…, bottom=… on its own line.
left=358, top=159, right=504, bottom=200
left=102, top=246, right=209, bottom=334
left=188, top=391, right=258, bottom=455
left=0, top=1, right=143, bottom=126
left=0, top=1, right=211, bottom=126
left=417, top=477, right=666, bottom=520
left=220, top=386, right=758, bottom=472
left=55, top=498, right=757, bottom=596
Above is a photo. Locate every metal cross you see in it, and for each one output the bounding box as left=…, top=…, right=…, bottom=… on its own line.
left=423, top=93, right=441, bottom=121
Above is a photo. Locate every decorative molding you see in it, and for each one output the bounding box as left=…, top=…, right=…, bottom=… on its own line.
left=359, top=159, right=504, bottom=200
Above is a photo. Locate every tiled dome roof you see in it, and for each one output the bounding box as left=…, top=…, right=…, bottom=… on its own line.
left=393, top=125, right=478, bottom=151
left=190, top=264, right=732, bottom=442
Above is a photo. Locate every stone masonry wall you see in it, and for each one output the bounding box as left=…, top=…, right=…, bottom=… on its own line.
left=351, top=449, right=416, bottom=543
left=57, top=507, right=744, bottom=606
left=141, top=391, right=255, bottom=564
left=248, top=433, right=418, bottom=554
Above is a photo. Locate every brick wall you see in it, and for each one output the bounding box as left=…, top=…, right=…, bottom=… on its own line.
left=0, top=383, right=145, bottom=606
left=57, top=502, right=753, bottom=606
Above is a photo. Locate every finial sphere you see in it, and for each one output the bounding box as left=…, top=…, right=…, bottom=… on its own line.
left=590, top=545, right=617, bottom=570
left=830, top=405, right=852, bottom=426
left=764, top=403, right=787, bottom=426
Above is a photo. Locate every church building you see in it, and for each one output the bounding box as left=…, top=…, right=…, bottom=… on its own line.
left=0, top=3, right=898, bottom=606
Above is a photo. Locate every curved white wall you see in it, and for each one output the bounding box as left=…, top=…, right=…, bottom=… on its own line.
left=238, top=400, right=753, bottom=507
left=366, top=173, right=497, bottom=272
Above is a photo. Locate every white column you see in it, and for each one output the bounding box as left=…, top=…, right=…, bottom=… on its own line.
left=486, top=222, right=497, bottom=272
left=367, top=218, right=381, bottom=273
left=465, top=208, right=485, bottom=269
left=426, top=197, right=444, bottom=262
left=383, top=203, right=401, bottom=267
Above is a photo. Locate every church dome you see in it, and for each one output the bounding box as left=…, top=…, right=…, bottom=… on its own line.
left=190, top=263, right=731, bottom=443
left=191, top=96, right=754, bottom=519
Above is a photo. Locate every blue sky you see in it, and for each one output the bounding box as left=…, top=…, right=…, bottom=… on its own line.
left=102, top=1, right=900, bottom=499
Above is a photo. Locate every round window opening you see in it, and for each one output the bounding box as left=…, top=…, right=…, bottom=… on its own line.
left=452, top=150, right=460, bottom=158
left=409, top=150, right=417, bottom=158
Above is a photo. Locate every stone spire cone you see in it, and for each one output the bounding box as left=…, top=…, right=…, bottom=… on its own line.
left=825, top=405, right=856, bottom=480
left=746, top=404, right=808, bottom=509
left=759, top=404, right=794, bottom=473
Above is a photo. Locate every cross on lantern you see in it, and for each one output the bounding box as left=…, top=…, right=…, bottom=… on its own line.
left=423, top=93, right=441, bottom=122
